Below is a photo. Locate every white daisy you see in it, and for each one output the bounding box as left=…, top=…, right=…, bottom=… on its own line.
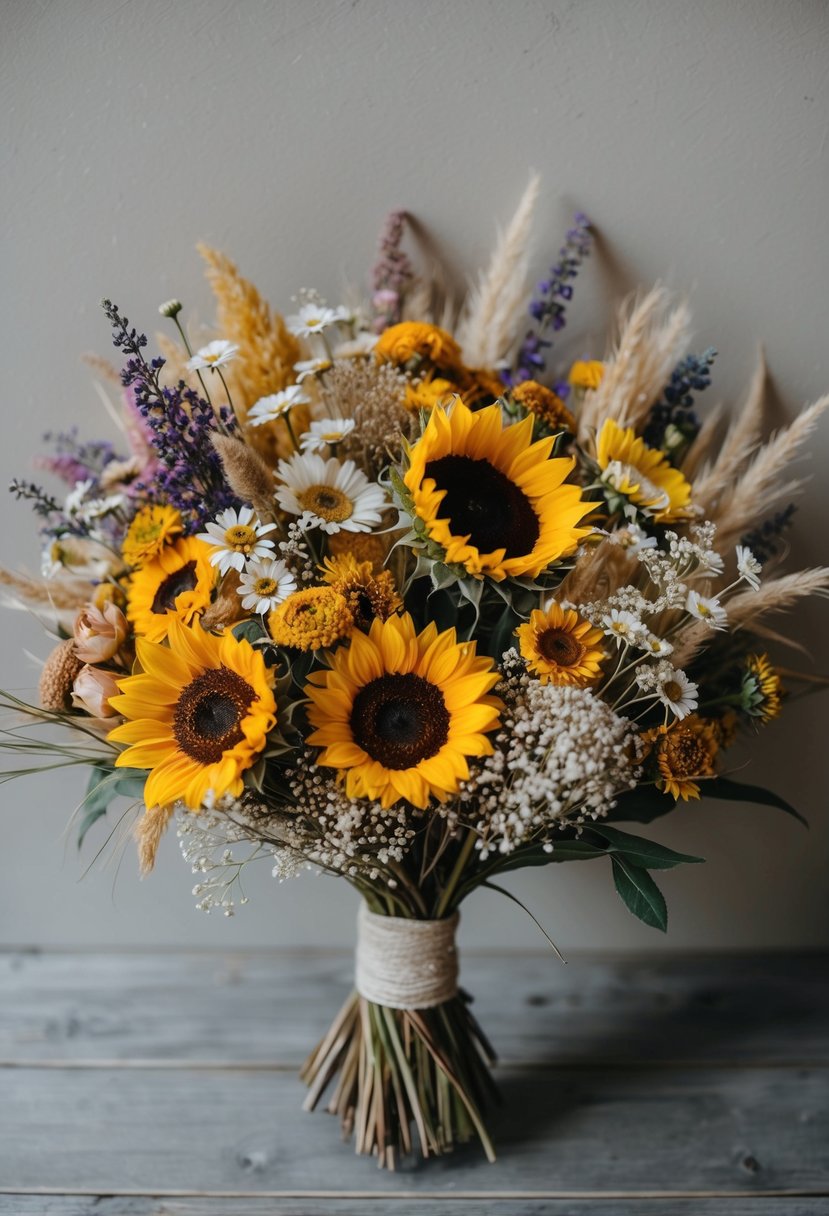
left=275, top=451, right=388, bottom=534
left=736, top=544, right=762, bottom=590
left=238, top=558, right=297, bottom=614
left=65, top=479, right=95, bottom=515
left=294, top=357, right=332, bottom=382
left=655, top=665, right=699, bottom=720
left=247, top=385, right=311, bottom=427
left=299, top=418, right=357, bottom=453
left=642, top=633, right=674, bottom=658
left=601, top=608, right=645, bottom=647
left=609, top=523, right=658, bottom=554
left=186, top=339, right=239, bottom=372
left=197, top=505, right=277, bottom=575
left=686, top=589, right=728, bottom=630
left=286, top=303, right=339, bottom=337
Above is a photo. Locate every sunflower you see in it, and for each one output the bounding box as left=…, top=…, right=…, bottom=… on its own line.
left=268, top=586, right=354, bottom=650
left=108, top=617, right=277, bottom=810
left=320, top=553, right=401, bottom=631
left=595, top=419, right=692, bottom=523
left=403, top=400, right=592, bottom=581
left=741, top=653, right=783, bottom=723
left=122, top=504, right=183, bottom=568
left=516, top=602, right=604, bottom=686
left=127, top=535, right=216, bottom=643
left=643, top=714, right=719, bottom=801
left=305, top=612, right=501, bottom=809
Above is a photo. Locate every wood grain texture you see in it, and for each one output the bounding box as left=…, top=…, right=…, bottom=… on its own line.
left=2, top=1201, right=828, bottom=1216
left=2, top=949, right=827, bottom=1066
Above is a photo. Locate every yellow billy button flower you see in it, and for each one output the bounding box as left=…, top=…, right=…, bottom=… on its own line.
left=268, top=586, right=354, bottom=650
left=108, top=617, right=277, bottom=811
left=643, top=714, right=719, bottom=801
left=595, top=418, right=693, bottom=523
left=305, top=612, right=502, bottom=810
left=404, top=400, right=592, bottom=581
left=516, top=603, right=605, bottom=687
left=126, top=535, right=216, bottom=643
left=122, top=504, right=184, bottom=568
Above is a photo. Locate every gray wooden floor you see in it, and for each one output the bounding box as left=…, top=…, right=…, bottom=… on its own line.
left=0, top=949, right=827, bottom=1214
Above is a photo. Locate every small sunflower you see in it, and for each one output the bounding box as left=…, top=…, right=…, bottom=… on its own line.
left=595, top=419, right=692, bottom=523
left=403, top=400, right=592, bottom=582
left=268, top=586, right=353, bottom=650
left=741, top=653, right=783, bottom=723
left=127, top=535, right=216, bottom=643
left=305, top=612, right=501, bottom=809
left=516, top=603, right=604, bottom=686
left=643, top=714, right=719, bottom=801
left=108, top=617, right=277, bottom=810
left=510, top=380, right=575, bottom=433
left=122, top=504, right=184, bottom=568
left=320, top=553, right=401, bottom=630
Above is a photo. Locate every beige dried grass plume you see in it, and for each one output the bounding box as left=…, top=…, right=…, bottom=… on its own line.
left=211, top=434, right=276, bottom=524
left=577, top=286, right=691, bottom=441
left=456, top=173, right=540, bottom=368
left=691, top=350, right=767, bottom=512
left=135, top=805, right=174, bottom=877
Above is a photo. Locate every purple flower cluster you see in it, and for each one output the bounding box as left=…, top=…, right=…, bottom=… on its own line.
left=741, top=503, right=797, bottom=564
left=643, top=348, right=717, bottom=458
left=370, top=210, right=414, bottom=334
left=101, top=299, right=240, bottom=531
left=505, top=212, right=592, bottom=387
left=36, top=429, right=119, bottom=488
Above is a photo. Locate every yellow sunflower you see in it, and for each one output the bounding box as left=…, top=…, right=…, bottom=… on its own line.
left=127, top=535, right=216, bottom=643
left=595, top=419, right=692, bottom=523
left=403, top=400, right=592, bottom=581
left=643, top=714, right=719, bottom=801
left=320, top=554, right=401, bottom=630
left=305, top=612, right=501, bottom=809
left=516, top=602, right=604, bottom=686
left=108, top=617, right=277, bottom=810
left=742, top=653, right=783, bottom=723
left=122, top=504, right=184, bottom=568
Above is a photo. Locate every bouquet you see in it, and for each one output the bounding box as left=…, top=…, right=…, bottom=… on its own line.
left=3, top=180, right=827, bottom=1169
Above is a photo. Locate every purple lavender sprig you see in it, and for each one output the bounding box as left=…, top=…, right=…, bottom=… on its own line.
left=741, top=504, right=797, bottom=564
left=101, top=299, right=240, bottom=531
left=643, top=348, right=717, bottom=461
left=505, top=212, right=592, bottom=387
left=370, top=210, right=414, bottom=334
left=36, top=429, right=119, bottom=488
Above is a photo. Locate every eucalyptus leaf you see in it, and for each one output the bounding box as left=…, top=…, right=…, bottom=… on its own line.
left=78, top=765, right=146, bottom=849
left=611, top=856, right=668, bottom=932
left=231, top=618, right=268, bottom=646
left=700, top=777, right=807, bottom=826
left=588, top=825, right=704, bottom=869
left=604, top=783, right=677, bottom=824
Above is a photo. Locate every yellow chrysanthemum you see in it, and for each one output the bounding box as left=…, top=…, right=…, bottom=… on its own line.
left=511, top=380, right=575, bottom=432
left=569, top=360, right=604, bottom=391
left=305, top=612, right=501, bottom=809
left=743, top=653, right=783, bottom=723
left=458, top=366, right=505, bottom=408
left=405, top=375, right=457, bottom=413
left=109, top=617, right=277, bottom=810
left=122, top=505, right=184, bottom=568
left=375, top=322, right=463, bottom=372
left=596, top=418, right=692, bottom=523
left=127, top=536, right=216, bottom=643
left=404, top=400, right=592, bottom=581
left=516, top=602, right=605, bottom=686
left=268, top=586, right=353, bottom=650
left=320, top=554, right=401, bottom=631
left=644, top=715, right=719, bottom=801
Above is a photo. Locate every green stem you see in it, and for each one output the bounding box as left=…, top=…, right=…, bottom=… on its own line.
left=434, top=828, right=477, bottom=918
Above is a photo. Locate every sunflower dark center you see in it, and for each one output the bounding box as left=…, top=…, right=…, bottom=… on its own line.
left=538, top=628, right=584, bottom=667
left=350, top=672, right=449, bottom=770
left=173, top=666, right=256, bottom=765
left=425, top=455, right=539, bottom=557
left=151, top=561, right=198, bottom=614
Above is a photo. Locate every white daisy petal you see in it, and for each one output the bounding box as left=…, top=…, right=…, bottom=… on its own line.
left=186, top=339, right=239, bottom=372
left=275, top=451, right=388, bottom=534
left=686, top=589, right=728, bottom=630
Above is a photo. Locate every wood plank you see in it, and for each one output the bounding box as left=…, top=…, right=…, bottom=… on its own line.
left=2, top=949, right=827, bottom=1066
left=0, top=1064, right=826, bottom=1195
left=2, top=1199, right=829, bottom=1216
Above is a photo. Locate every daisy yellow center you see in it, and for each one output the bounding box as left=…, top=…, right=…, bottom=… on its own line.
left=350, top=673, right=449, bottom=770
left=253, top=577, right=278, bottom=597
left=537, top=628, right=585, bottom=668
left=151, top=562, right=198, bottom=614
left=426, top=455, right=539, bottom=558
left=173, top=667, right=256, bottom=765
left=297, top=484, right=353, bottom=523
left=224, top=524, right=259, bottom=551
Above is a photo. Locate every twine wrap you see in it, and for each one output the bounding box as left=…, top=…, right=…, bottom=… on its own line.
left=355, top=903, right=460, bottom=1010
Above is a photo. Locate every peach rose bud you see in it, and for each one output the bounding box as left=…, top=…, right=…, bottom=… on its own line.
left=71, top=665, right=121, bottom=718
left=74, top=601, right=128, bottom=664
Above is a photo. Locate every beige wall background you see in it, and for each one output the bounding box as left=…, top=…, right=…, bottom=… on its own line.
left=2, top=0, right=827, bottom=951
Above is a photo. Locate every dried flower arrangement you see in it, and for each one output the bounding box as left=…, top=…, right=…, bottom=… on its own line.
left=2, top=177, right=827, bottom=1167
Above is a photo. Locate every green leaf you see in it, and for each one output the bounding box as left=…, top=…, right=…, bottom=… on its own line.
left=700, top=777, right=808, bottom=826
left=77, top=765, right=146, bottom=849
left=588, top=825, right=704, bottom=869
left=611, top=857, right=668, bottom=932
left=604, top=783, right=678, bottom=824
left=231, top=618, right=267, bottom=646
